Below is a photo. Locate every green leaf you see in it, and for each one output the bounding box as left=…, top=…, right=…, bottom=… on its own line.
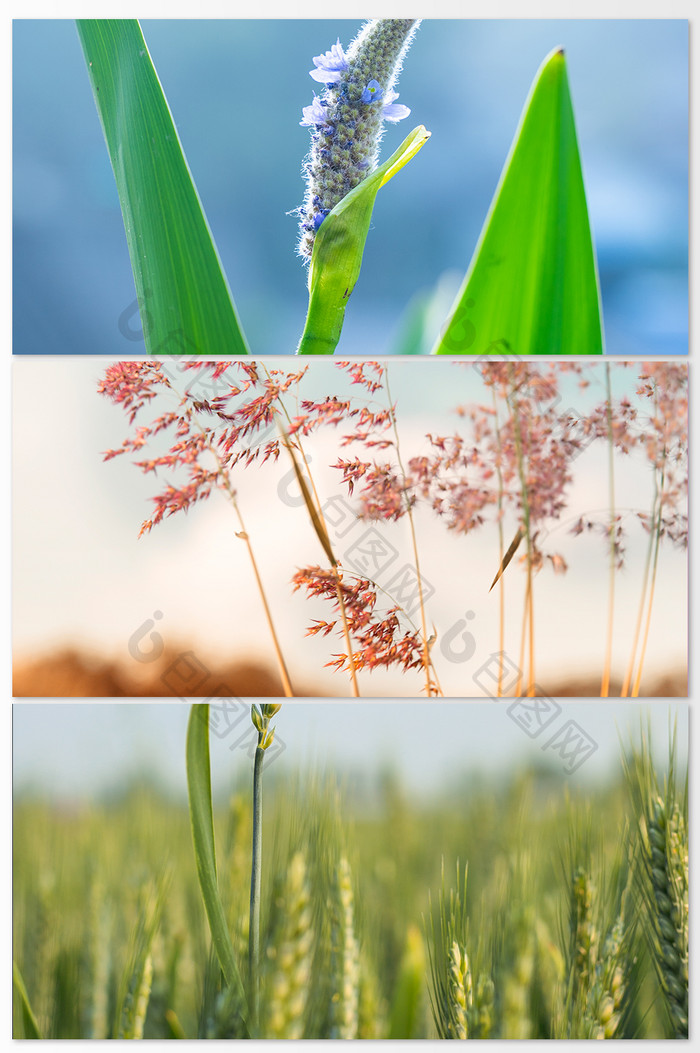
left=432, top=48, right=603, bottom=356
left=297, top=124, right=431, bottom=355
left=76, top=20, right=250, bottom=356
left=12, top=961, right=42, bottom=1039
left=186, top=705, right=247, bottom=1010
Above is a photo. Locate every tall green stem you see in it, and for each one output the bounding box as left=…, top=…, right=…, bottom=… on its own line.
left=247, top=703, right=280, bottom=1030
left=248, top=739, right=264, bottom=1029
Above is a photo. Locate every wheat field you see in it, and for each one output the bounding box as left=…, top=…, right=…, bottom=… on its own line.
left=13, top=715, right=687, bottom=1040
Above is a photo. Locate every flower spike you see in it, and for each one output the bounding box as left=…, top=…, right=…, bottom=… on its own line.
left=297, top=19, right=421, bottom=260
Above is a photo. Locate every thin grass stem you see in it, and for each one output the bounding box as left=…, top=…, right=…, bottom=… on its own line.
left=507, top=369, right=535, bottom=696
left=601, top=363, right=616, bottom=697
left=491, top=388, right=507, bottom=697
left=631, top=466, right=666, bottom=698
left=257, top=365, right=361, bottom=697
left=213, top=451, right=294, bottom=697
left=620, top=385, right=659, bottom=697
left=515, top=576, right=530, bottom=698
left=278, top=424, right=361, bottom=697
left=383, top=367, right=438, bottom=697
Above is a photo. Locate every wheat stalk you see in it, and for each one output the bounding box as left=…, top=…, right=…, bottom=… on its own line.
left=329, top=856, right=360, bottom=1039
left=586, top=917, right=626, bottom=1038
left=447, top=940, right=471, bottom=1038
left=130, top=954, right=153, bottom=1040
left=501, top=905, right=536, bottom=1039
left=622, top=724, right=688, bottom=1037
left=264, top=851, right=314, bottom=1038
left=357, top=947, right=387, bottom=1038
left=87, top=880, right=111, bottom=1039
left=426, top=862, right=494, bottom=1040
left=643, top=797, right=688, bottom=1036
left=571, top=868, right=597, bottom=998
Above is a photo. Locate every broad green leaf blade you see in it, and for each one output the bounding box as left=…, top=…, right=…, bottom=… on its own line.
left=13, top=961, right=42, bottom=1039
left=297, top=125, right=430, bottom=355
left=432, top=49, right=603, bottom=356
left=76, top=20, right=250, bottom=356
left=186, top=705, right=247, bottom=1009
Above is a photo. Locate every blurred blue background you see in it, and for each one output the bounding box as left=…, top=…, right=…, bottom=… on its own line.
left=13, top=19, right=688, bottom=356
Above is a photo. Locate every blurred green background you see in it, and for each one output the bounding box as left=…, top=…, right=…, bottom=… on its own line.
left=13, top=704, right=687, bottom=1038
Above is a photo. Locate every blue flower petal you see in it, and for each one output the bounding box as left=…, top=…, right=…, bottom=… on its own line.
left=361, top=79, right=384, bottom=104
left=300, top=95, right=330, bottom=128
left=310, top=68, right=343, bottom=84
left=310, top=39, right=348, bottom=83
left=382, top=102, right=411, bottom=122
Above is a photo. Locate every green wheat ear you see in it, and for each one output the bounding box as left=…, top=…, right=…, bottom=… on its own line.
left=425, top=861, right=494, bottom=1040
left=643, top=798, right=688, bottom=1036
left=264, top=851, right=314, bottom=1038
left=329, top=856, right=361, bottom=1039
left=622, top=723, right=688, bottom=1038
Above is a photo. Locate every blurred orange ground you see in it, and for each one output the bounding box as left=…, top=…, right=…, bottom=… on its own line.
left=12, top=647, right=686, bottom=699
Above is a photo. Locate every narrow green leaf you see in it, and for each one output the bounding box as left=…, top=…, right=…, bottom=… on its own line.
left=76, top=19, right=250, bottom=356
left=432, top=49, right=603, bottom=356
left=12, top=961, right=42, bottom=1039
left=186, top=705, right=247, bottom=1009
left=297, top=125, right=430, bottom=356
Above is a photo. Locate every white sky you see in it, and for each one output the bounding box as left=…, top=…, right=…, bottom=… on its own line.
left=12, top=357, right=687, bottom=697
left=12, top=701, right=688, bottom=800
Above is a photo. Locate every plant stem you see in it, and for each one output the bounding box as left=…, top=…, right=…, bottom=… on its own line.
left=515, top=576, right=530, bottom=698
left=384, top=367, right=438, bottom=697
left=600, top=363, right=616, bottom=697
left=619, top=513, right=654, bottom=697
left=620, top=384, right=661, bottom=698
left=276, top=418, right=361, bottom=698
left=214, top=452, right=294, bottom=697
left=631, top=462, right=666, bottom=698
left=332, top=575, right=361, bottom=696
left=263, top=372, right=360, bottom=699
left=248, top=737, right=264, bottom=1030
left=491, top=388, right=507, bottom=697
left=507, top=370, right=535, bottom=696
left=526, top=568, right=535, bottom=697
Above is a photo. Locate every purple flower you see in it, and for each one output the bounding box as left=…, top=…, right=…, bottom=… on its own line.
left=300, top=95, right=330, bottom=128
left=381, top=90, right=411, bottom=123
left=359, top=81, right=411, bottom=122
left=361, top=79, right=383, bottom=103
left=309, top=38, right=349, bottom=84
